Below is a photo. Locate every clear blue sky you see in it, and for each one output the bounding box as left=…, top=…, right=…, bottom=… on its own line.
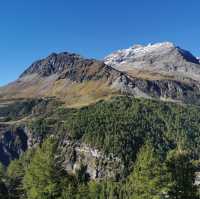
left=0, top=0, right=200, bottom=86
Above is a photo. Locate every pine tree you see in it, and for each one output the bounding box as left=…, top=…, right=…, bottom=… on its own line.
left=166, top=149, right=198, bottom=199
left=0, top=163, right=8, bottom=199
left=6, top=148, right=35, bottom=199
left=60, top=173, right=78, bottom=199
left=23, top=137, right=66, bottom=199
left=76, top=184, right=90, bottom=199
left=126, top=143, right=170, bottom=199
left=7, top=159, right=25, bottom=199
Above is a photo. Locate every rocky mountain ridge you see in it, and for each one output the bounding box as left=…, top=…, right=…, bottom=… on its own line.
left=104, top=42, right=200, bottom=82
left=0, top=42, right=200, bottom=107
left=20, top=52, right=115, bottom=82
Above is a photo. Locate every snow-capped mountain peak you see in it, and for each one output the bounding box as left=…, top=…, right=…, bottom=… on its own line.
left=104, top=42, right=200, bottom=81
left=104, top=42, right=175, bottom=67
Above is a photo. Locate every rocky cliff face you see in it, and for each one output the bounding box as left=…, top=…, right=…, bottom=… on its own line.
left=0, top=123, right=124, bottom=180
left=0, top=124, right=28, bottom=166
left=111, top=73, right=200, bottom=104
left=0, top=98, right=124, bottom=180
left=20, top=52, right=115, bottom=83
left=60, top=139, right=124, bottom=180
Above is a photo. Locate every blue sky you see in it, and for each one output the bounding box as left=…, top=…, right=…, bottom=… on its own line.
left=0, top=0, right=200, bottom=86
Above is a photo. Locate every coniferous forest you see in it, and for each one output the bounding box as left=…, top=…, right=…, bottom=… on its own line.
left=0, top=96, right=200, bottom=199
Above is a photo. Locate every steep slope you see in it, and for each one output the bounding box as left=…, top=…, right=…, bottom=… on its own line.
left=20, top=52, right=114, bottom=81
left=1, top=96, right=200, bottom=180
left=0, top=46, right=200, bottom=107
left=0, top=52, right=119, bottom=107
left=104, top=42, right=200, bottom=82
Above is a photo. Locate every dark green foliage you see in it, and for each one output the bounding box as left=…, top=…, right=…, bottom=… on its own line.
left=2, top=96, right=200, bottom=198
left=6, top=150, right=34, bottom=199
left=28, top=118, right=49, bottom=137
left=24, top=96, right=200, bottom=172
left=0, top=97, right=63, bottom=122
left=166, top=149, right=198, bottom=199
left=60, top=174, right=78, bottom=199
left=0, top=99, right=41, bottom=121
left=0, top=163, right=8, bottom=199
left=7, top=159, right=26, bottom=199
left=23, top=137, right=66, bottom=199
left=88, top=181, right=123, bottom=199
left=56, top=97, right=200, bottom=174
left=0, top=181, right=8, bottom=199
left=125, top=143, right=171, bottom=199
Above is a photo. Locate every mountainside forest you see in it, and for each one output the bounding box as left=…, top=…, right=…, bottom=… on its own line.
left=0, top=96, right=199, bottom=198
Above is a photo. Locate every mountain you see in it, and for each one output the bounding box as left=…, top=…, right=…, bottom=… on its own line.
left=20, top=52, right=113, bottom=80
left=0, top=52, right=120, bottom=107
left=105, top=42, right=200, bottom=82
left=1, top=44, right=200, bottom=107
left=0, top=42, right=200, bottom=198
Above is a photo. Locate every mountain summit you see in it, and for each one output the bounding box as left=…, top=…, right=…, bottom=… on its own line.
left=104, top=42, right=200, bottom=81
left=1, top=42, right=200, bottom=106
left=20, top=52, right=115, bottom=83
left=0, top=52, right=120, bottom=107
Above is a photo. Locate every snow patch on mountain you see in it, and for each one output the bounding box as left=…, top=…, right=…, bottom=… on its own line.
left=104, top=42, right=200, bottom=81
left=104, top=42, right=175, bottom=67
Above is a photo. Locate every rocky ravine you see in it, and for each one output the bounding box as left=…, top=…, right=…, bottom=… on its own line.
left=0, top=123, right=124, bottom=180
left=0, top=98, right=124, bottom=180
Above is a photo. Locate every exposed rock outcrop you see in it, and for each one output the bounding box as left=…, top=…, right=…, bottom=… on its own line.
left=20, top=52, right=114, bottom=82
left=111, top=73, right=200, bottom=104
left=0, top=120, right=124, bottom=180
left=0, top=125, right=28, bottom=165
left=61, top=139, right=124, bottom=180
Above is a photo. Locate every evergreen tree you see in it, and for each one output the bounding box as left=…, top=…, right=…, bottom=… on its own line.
left=126, top=143, right=170, bottom=199
left=60, top=173, right=78, bottom=199
left=166, top=149, right=198, bottom=199
left=6, top=149, right=34, bottom=199
left=0, top=163, right=8, bottom=199
left=7, top=159, right=25, bottom=199
left=23, top=137, right=66, bottom=199
left=88, top=182, right=104, bottom=199
left=76, top=184, right=90, bottom=199
left=88, top=181, right=118, bottom=199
